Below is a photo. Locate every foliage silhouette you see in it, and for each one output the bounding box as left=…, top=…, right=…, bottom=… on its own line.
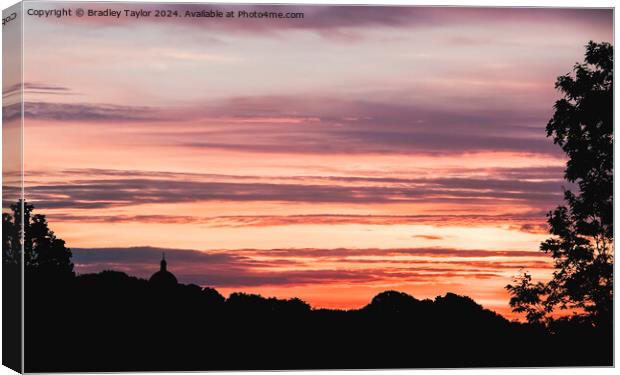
left=506, top=41, right=613, bottom=329
left=23, top=270, right=612, bottom=371
left=2, top=202, right=23, bottom=373
left=3, top=201, right=612, bottom=371
left=3, top=199, right=74, bottom=372
left=3, top=199, right=74, bottom=278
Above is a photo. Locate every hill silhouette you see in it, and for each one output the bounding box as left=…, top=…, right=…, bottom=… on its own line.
left=22, top=267, right=612, bottom=372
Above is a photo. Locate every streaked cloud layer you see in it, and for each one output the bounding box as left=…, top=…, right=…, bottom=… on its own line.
left=17, top=3, right=613, bottom=317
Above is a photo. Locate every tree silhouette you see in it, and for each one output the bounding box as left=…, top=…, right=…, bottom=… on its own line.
left=507, top=41, right=613, bottom=327
left=2, top=203, right=21, bottom=265
left=2, top=200, right=74, bottom=277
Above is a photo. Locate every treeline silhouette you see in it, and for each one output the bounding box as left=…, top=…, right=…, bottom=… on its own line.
left=3, top=201, right=612, bottom=371
left=20, top=268, right=611, bottom=372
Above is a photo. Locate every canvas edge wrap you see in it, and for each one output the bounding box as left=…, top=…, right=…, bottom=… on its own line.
left=2, top=1, right=24, bottom=373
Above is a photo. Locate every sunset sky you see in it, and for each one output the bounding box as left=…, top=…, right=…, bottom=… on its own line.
left=6, top=3, right=613, bottom=317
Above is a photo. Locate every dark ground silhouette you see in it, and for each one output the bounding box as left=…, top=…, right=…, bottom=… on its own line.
left=18, top=266, right=612, bottom=372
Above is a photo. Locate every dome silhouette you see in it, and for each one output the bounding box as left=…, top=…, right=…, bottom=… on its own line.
left=149, top=253, right=178, bottom=287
